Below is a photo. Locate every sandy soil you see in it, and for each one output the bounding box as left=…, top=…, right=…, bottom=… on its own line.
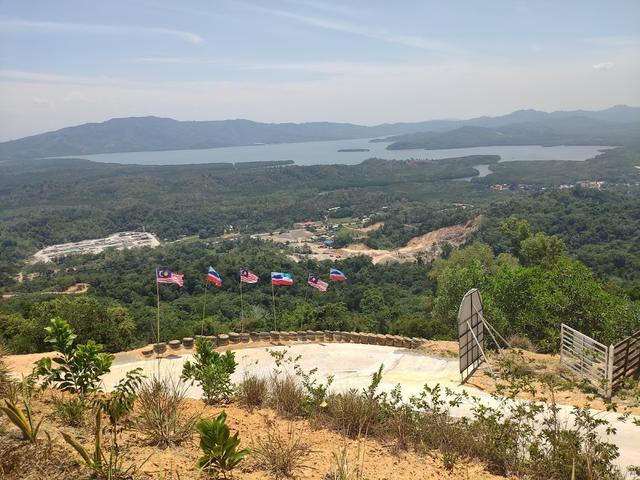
left=0, top=391, right=504, bottom=480
left=335, top=217, right=482, bottom=265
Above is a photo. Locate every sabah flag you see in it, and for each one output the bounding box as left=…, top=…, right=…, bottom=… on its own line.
left=330, top=268, right=346, bottom=281
left=308, top=274, right=328, bottom=292
left=271, top=272, right=293, bottom=286
left=156, top=268, right=184, bottom=286
left=240, top=268, right=259, bottom=284
left=207, top=266, right=222, bottom=286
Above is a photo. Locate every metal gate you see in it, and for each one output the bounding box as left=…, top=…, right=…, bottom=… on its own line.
left=560, top=323, right=612, bottom=397
left=458, top=289, right=485, bottom=383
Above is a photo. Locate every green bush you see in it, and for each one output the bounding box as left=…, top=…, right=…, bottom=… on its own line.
left=32, top=317, right=114, bottom=402
left=182, top=338, right=237, bottom=404
left=196, top=411, right=250, bottom=477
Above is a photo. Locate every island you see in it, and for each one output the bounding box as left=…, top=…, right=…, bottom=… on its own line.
left=338, top=148, right=370, bottom=152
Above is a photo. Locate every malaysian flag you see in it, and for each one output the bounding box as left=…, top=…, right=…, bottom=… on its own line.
left=307, top=274, right=328, bottom=292
left=240, top=268, right=259, bottom=284
left=156, top=268, right=184, bottom=287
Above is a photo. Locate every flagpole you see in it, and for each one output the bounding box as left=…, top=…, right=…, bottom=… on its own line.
left=201, top=277, right=209, bottom=336
left=271, top=281, right=277, bottom=331
left=239, top=278, right=244, bottom=333
left=155, top=267, right=161, bottom=345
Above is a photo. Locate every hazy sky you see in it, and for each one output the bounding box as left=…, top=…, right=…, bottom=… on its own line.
left=1, top=0, right=639, bottom=140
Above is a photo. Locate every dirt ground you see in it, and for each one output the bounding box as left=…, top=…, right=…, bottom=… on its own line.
left=10, top=337, right=637, bottom=416
left=0, top=390, right=504, bottom=480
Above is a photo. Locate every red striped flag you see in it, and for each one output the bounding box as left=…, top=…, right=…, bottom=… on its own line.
left=156, top=268, right=184, bottom=287
left=240, top=268, right=259, bottom=284
left=307, top=274, right=328, bottom=292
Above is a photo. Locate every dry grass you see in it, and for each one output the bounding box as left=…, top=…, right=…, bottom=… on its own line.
left=136, top=375, right=200, bottom=448
left=507, top=335, right=536, bottom=352
left=251, top=417, right=312, bottom=479
left=0, top=436, right=82, bottom=480
left=237, top=373, right=268, bottom=410
left=267, top=374, right=305, bottom=418
left=325, top=390, right=380, bottom=438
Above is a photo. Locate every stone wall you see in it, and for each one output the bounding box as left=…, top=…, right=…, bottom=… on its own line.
left=142, top=331, right=426, bottom=357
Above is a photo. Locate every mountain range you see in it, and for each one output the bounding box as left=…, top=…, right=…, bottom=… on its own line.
left=0, top=105, right=638, bottom=160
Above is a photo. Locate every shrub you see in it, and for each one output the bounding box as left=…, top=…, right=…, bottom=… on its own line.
left=136, top=375, right=199, bottom=447
left=32, top=317, right=114, bottom=402
left=237, top=373, right=268, bottom=409
left=252, top=418, right=310, bottom=480
left=196, top=411, right=250, bottom=477
left=182, top=338, right=237, bottom=404
left=326, top=365, right=384, bottom=438
left=267, top=373, right=306, bottom=418
left=54, top=395, right=86, bottom=427
left=507, top=335, right=536, bottom=352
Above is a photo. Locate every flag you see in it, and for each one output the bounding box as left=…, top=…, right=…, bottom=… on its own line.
left=271, top=272, right=293, bottom=286
left=308, top=274, right=328, bottom=292
left=207, top=266, right=222, bottom=286
left=156, top=268, right=184, bottom=287
left=240, top=268, right=259, bottom=284
left=330, top=268, right=347, bottom=281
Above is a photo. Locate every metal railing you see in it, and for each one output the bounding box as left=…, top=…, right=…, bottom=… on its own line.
left=560, top=323, right=613, bottom=397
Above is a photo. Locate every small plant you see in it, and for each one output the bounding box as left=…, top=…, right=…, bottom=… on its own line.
left=237, top=373, right=268, bottom=409
left=324, top=442, right=364, bottom=480
left=0, top=398, right=45, bottom=443
left=54, top=395, right=86, bottom=426
left=63, top=368, right=145, bottom=479
left=32, top=317, right=114, bottom=402
left=196, top=411, right=250, bottom=478
left=267, top=348, right=333, bottom=416
left=136, top=375, right=199, bottom=447
left=252, top=418, right=311, bottom=480
left=183, top=338, right=237, bottom=404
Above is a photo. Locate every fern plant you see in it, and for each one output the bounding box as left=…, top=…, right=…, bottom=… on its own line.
left=196, top=411, right=250, bottom=478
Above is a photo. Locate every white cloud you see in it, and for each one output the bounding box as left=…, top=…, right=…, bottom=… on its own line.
left=592, top=61, right=614, bottom=71
left=236, top=2, right=461, bottom=54
left=0, top=70, right=130, bottom=86
left=0, top=18, right=203, bottom=44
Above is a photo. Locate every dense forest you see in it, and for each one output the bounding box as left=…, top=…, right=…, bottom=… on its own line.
left=1, top=230, right=638, bottom=356
left=1, top=145, right=639, bottom=355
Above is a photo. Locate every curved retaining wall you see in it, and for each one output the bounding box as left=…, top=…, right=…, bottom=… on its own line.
left=142, top=331, right=426, bottom=357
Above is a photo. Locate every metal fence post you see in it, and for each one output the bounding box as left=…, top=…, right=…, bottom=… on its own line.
left=606, top=344, right=614, bottom=399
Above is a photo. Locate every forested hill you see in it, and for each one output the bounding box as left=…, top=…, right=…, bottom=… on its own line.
left=1, top=105, right=638, bottom=160
left=385, top=116, right=640, bottom=150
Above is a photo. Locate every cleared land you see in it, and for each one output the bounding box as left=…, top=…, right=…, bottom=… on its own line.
left=254, top=217, right=481, bottom=264
left=33, top=231, right=160, bottom=263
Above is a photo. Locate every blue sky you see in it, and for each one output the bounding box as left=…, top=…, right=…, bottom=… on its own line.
left=0, top=0, right=639, bottom=140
